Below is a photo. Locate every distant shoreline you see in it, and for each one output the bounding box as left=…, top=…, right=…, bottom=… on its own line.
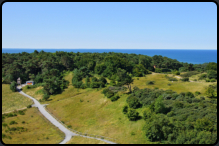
left=2, top=49, right=217, bottom=64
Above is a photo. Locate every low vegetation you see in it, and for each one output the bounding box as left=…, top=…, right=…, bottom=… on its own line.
left=2, top=108, right=65, bottom=144
left=2, top=84, right=33, bottom=113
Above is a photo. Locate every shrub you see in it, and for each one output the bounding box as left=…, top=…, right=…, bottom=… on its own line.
left=122, top=105, right=128, bottom=114
left=10, top=81, right=17, bottom=92
left=91, top=77, right=98, bottom=82
left=126, top=96, right=141, bottom=109
left=185, top=92, right=194, bottom=98
left=175, top=71, right=180, bottom=75
left=207, top=70, right=217, bottom=79
left=22, top=121, right=25, bottom=124
left=106, top=91, right=114, bottom=98
left=27, top=105, right=32, bottom=108
left=200, top=96, right=205, bottom=100
left=127, top=108, right=139, bottom=121
left=67, top=125, right=72, bottom=128
left=98, top=77, right=107, bottom=85
left=193, top=79, right=197, bottom=81
left=205, top=78, right=210, bottom=82
left=210, top=79, right=216, bottom=82
left=181, top=71, right=199, bottom=77
left=2, top=123, right=7, bottom=127
left=18, top=110, right=25, bottom=115
left=192, top=98, right=201, bottom=103
left=102, top=88, right=110, bottom=94
left=195, top=91, right=201, bottom=96
left=173, top=101, right=184, bottom=108
left=9, top=121, right=18, bottom=125
left=199, top=74, right=207, bottom=80
left=110, top=95, right=120, bottom=102
left=143, top=108, right=152, bottom=120
left=80, top=83, right=87, bottom=89
left=181, top=77, right=189, bottom=82
left=146, top=81, right=155, bottom=85
left=43, top=94, right=50, bottom=101
left=155, top=68, right=162, bottom=73
left=168, top=77, right=178, bottom=81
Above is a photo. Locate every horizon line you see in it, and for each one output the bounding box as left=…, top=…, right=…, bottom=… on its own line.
left=2, top=48, right=217, bottom=50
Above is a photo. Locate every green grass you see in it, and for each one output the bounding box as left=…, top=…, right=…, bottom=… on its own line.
left=2, top=84, right=33, bottom=113
left=2, top=107, right=65, bottom=144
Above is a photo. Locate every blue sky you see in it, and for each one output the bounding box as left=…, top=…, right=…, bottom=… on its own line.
left=2, top=2, right=217, bottom=49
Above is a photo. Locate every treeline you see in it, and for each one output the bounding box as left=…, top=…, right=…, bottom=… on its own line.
left=122, top=85, right=217, bottom=144
left=2, top=50, right=217, bottom=97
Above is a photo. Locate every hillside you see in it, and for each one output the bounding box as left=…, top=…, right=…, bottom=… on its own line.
left=21, top=72, right=217, bottom=144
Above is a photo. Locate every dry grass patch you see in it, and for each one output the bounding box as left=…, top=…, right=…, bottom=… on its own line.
left=2, top=84, right=33, bottom=113
left=22, top=86, right=44, bottom=101
left=132, top=73, right=215, bottom=95
left=2, top=107, right=65, bottom=144
left=66, top=136, right=109, bottom=144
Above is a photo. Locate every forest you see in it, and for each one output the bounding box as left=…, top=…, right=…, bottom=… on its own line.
left=2, top=50, right=217, bottom=144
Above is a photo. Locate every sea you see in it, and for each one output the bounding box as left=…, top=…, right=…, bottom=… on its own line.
left=2, top=49, right=217, bottom=65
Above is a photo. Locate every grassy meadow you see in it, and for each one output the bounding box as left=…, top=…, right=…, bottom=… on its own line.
left=21, top=72, right=216, bottom=144
left=2, top=107, right=65, bottom=144
left=2, top=84, right=33, bottom=113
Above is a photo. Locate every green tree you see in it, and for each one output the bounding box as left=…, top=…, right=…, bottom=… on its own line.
left=122, top=105, right=128, bottom=114
left=126, top=96, right=141, bottom=109
left=127, top=108, right=139, bottom=121
left=207, top=70, right=217, bottom=79
left=154, top=95, right=166, bottom=113
left=116, top=68, right=133, bottom=92
left=10, top=81, right=17, bottom=92
left=205, top=85, right=216, bottom=98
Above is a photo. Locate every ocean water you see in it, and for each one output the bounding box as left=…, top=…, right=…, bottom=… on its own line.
left=2, top=49, right=217, bottom=64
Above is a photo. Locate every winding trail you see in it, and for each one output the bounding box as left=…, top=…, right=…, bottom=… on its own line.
left=16, top=85, right=116, bottom=144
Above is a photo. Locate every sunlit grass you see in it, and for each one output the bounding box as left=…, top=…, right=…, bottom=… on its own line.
left=2, top=84, right=33, bottom=113
left=66, top=136, right=109, bottom=144
left=2, top=107, right=65, bottom=144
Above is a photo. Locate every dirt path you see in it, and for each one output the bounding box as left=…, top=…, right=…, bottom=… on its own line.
left=2, top=107, right=27, bottom=114
left=16, top=85, right=116, bottom=144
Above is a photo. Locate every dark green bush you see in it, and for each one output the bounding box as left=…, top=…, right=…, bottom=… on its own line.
left=2, top=123, right=7, bottom=127
left=122, top=105, right=128, bottom=114
left=10, top=81, right=17, bottom=92
left=168, top=77, right=178, bottom=81
left=106, top=91, right=114, bottom=98
left=127, top=108, right=139, bottom=121
left=9, top=121, right=18, bottom=125
left=80, top=83, right=87, bottom=89
left=146, top=81, right=155, bottom=85
left=102, top=88, right=110, bottom=94
left=181, top=77, right=189, bottom=82
left=155, top=68, right=162, bottom=73
left=210, top=79, right=216, bottom=82
left=126, top=96, right=141, bottom=109
left=195, top=91, right=201, bottom=96
left=205, top=78, right=210, bottom=82
left=110, top=95, right=120, bottom=102
left=43, top=94, right=50, bottom=101
left=181, top=71, right=199, bottom=77
left=185, top=92, right=194, bottom=98
left=27, top=104, right=32, bottom=108
left=199, top=74, right=207, bottom=80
